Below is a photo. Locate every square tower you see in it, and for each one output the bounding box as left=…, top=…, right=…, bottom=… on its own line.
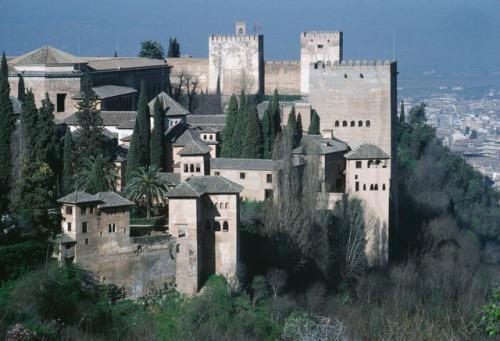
left=300, top=31, right=343, bottom=94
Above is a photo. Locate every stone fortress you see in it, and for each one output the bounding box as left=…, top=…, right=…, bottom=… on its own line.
left=8, top=21, right=397, bottom=298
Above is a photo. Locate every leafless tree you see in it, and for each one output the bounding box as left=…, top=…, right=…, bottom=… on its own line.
left=267, top=268, right=287, bottom=298
left=170, top=67, right=199, bottom=112
left=225, top=262, right=246, bottom=298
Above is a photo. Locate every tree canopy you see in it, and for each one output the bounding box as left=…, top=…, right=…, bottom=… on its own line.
left=167, top=37, right=180, bottom=58
left=139, top=40, right=165, bottom=60
left=150, top=96, right=165, bottom=169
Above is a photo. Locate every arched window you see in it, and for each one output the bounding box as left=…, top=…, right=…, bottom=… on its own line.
left=350, top=121, right=355, bottom=127
left=190, top=164, right=194, bottom=172
left=220, top=203, right=224, bottom=209
left=342, top=121, right=347, bottom=127
left=374, top=184, right=378, bottom=190
left=358, top=120, right=363, bottom=127
left=238, top=28, right=243, bottom=34
left=370, top=184, right=374, bottom=190
left=196, top=164, right=201, bottom=173
left=214, top=221, right=221, bottom=231
left=223, top=221, right=229, bottom=232
left=363, top=184, right=366, bottom=191
left=225, top=203, right=229, bottom=209
left=203, top=135, right=207, bottom=140
left=210, top=135, right=213, bottom=140
left=184, top=164, right=188, bottom=172
left=382, top=184, right=386, bottom=190
left=335, top=120, right=340, bottom=127
left=367, top=160, right=373, bottom=168
left=366, top=120, right=371, bottom=127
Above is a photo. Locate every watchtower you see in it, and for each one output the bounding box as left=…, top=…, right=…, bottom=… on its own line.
left=300, top=31, right=343, bottom=94
left=236, top=21, right=246, bottom=35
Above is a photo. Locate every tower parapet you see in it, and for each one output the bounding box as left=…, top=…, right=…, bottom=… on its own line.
left=300, top=31, right=343, bottom=94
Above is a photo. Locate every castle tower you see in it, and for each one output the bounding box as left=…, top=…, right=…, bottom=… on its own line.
left=300, top=31, right=343, bottom=94
left=178, top=140, right=212, bottom=182
left=208, top=22, right=264, bottom=95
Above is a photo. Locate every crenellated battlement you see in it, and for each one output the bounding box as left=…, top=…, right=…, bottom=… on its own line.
left=210, top=34, right=262, bottom=42
left=265, top=61, right=300, bottom=65
left=310, top=59, right=396, bottom=73
left=302, top=31, right=342, bottom=39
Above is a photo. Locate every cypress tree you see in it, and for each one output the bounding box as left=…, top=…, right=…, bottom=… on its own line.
left=85, top=155, right=107, bottom=195
left=62, top=129, right=76, bottom=195
left=232, top=90, right=247, bottom=157
left=287, top=105, right=299, bottom=148
left=75, top=69, right=105, bottom=158
left=400, top=100, right=405, bottom=124
left=271, top=89, right=282, bottom=137
left=308, top=109, right=320, bottom=135
left=21, top=90, right=38, bottom=153
left=261, top=107, right=273, bottom=159
left=36, top=93, right=59, bottom=172
left=216, top=76, right=221, bottom=96
left=150, top=96, right=165, bottom=169
left=296, top=112, right=303, bottom=145
left=242, top=104, right=263, bottom=159
left=221, top=94, right=238, bottom=158
left=0, top=51, right=14, bottom=213
left=126, top=120, right=141, bottom=183
left=136, top=80, right=151, bottom=167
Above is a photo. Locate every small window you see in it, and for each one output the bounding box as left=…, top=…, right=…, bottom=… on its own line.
left=67, top=222, right=72, bottom=232
left=267, top=174, right=272, bottom=183
left=214, top=222, right=221, bottom=232
left=66, top=206, right=72, bottom=215
left=368, top=160, right=373, bottom=168
left=209, top=135, right=213, bottom=140
left=350, top=121, right=355, bottom=127
left=203, top=135, right=207, bottom=140
left=370, top=184, right=374, bottom=191
left=57, top=93, right=66, bottom=112
left=355, top=175, right=358, bottom=180
left=225, top=203, right=229, bottom=209
left=240, top=172, right=246, bottom=179
left=196, top=164, right=201, bottom=173
left=215, top=171, right=220, bottom=175
left=223, top=221, right=229, bottom=232
left=89, top=206, right=94, bottom=214
left=335, top=120, right=339, bottom=127
left=366, top=120, right=371, bottom=127
left=190, top=164, right=194, bottom=172
left=81, top=207, right=86, bottom=215
left=343, top=121, right=347, bottom=127
left=184, top=164, right=188, bottom=172
left=356, top=161, right=362, bottom=169
left=82, top=222, right=88, bottom=233
left=358, top=120, right=363, bottom=127
left=383, top=184, right=386, bottom=191
left=100, top=231, right=103, bottom=237
left=363, top=184, right=366, bottom=191
left=355, top=182, right=359, bottom=192
left=374, top=184, right=378, bottom=190
left=317, top=44, right=323, bottom=48
left=124, top=228, right=127, bottom=234
left=85, top=238, right=89, bottom=245
left=265, top=189, right=273, bottom=200
left=108, top=223, right=116, bottom=233
left=178, top=225, right=186, bottom=238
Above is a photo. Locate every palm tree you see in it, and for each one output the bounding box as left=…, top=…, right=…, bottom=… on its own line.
left=73, top=154, right=119, bottom=194
left=125, top=165, right=170, bottom=218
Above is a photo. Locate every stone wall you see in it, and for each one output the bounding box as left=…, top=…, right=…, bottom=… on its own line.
left=309, top=60, right=397, bottom=156
left=166, top=58, right=209, bottom=93
left=264, top=61, right=300, bottom=95
left=209, top=168, right=274, bottom=201
left=209, top=34, right=264, bottom=95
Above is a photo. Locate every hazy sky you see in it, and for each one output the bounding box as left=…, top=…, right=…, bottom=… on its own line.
left=1, top=0, right=498, bottom=75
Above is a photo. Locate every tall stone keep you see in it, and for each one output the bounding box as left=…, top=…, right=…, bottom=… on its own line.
left=209, top=22, right=264, bottom=95
left=300, top=31, right=343, bottom=94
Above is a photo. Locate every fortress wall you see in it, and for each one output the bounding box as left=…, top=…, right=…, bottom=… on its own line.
left=264, top=61, right=300, bottom=95
left=166, top=58, right=209, bottom=92
left=301, top=31, right=343, bottom=94
left=309, top=60, right=397, bottom=156
left=209, top=35, right=264, bottom=95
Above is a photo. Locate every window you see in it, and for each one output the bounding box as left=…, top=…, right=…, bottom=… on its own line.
left=225, top=203, right=229, bottom=209
left=85, top=238, right=89, bottom=245
left=267, top=174, right=272, bottom=183
left=190, top=164, right=194, bottom=172
left=214, top=171, right=220, bottom=175
left=82, top=222, right=88, bottom=233
left=124, top=228, right=127, bottom=235
left=265, top=189, right=273, bottom=200
left=196, top=164, right=201, bottom=173
left=355, top=175, right=358, bottom=180
left=363, top=184, right=366, bottom=191
left=209, top=135, right=213, bottom=140
left=67, top=222, right=72, bottom=231
left=108, top=223, right=116, bottom=233
left=89, top=206, right=93, bottom=214
left=374, top=184, right=378, bottom=190
left=81, top=207, right=86, bottom=215
left=214, top=222, right=221, bottom=232
left=178, top=225, right=186, bottom=237
left=240, top=172, right=246, bottom=179
left=56, top=93, right=66, bottom=112
left=356, top=161, right=362, bottom=169
left=355, top=182, right=359, bottom=192
left=366, top=120, right=371, bottom=127
left=370, top=184, right=374, bottom=191
left=358, top=120, right=363, bottom=127
left=100, top=231, right=103, bottom=237
left=184, top=164, right=188, bottom=172
left=220, top=203, right=224, bottom=209
left=383, top=184, right=386, bottom=191
left=342, top=121, right=347, bottom=127
left=368, top=160, right=373, bottom=168
left=66, top=206, right=72, bottom=215
left=317, top=44, right=323, bottom=48
left=223, top=221, right=229, bottom=232
left=335, top=120, right=339, bottom=127
left=350, top=121, right=355, bottom=127
left=203, top=135, right=207, bottom=140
